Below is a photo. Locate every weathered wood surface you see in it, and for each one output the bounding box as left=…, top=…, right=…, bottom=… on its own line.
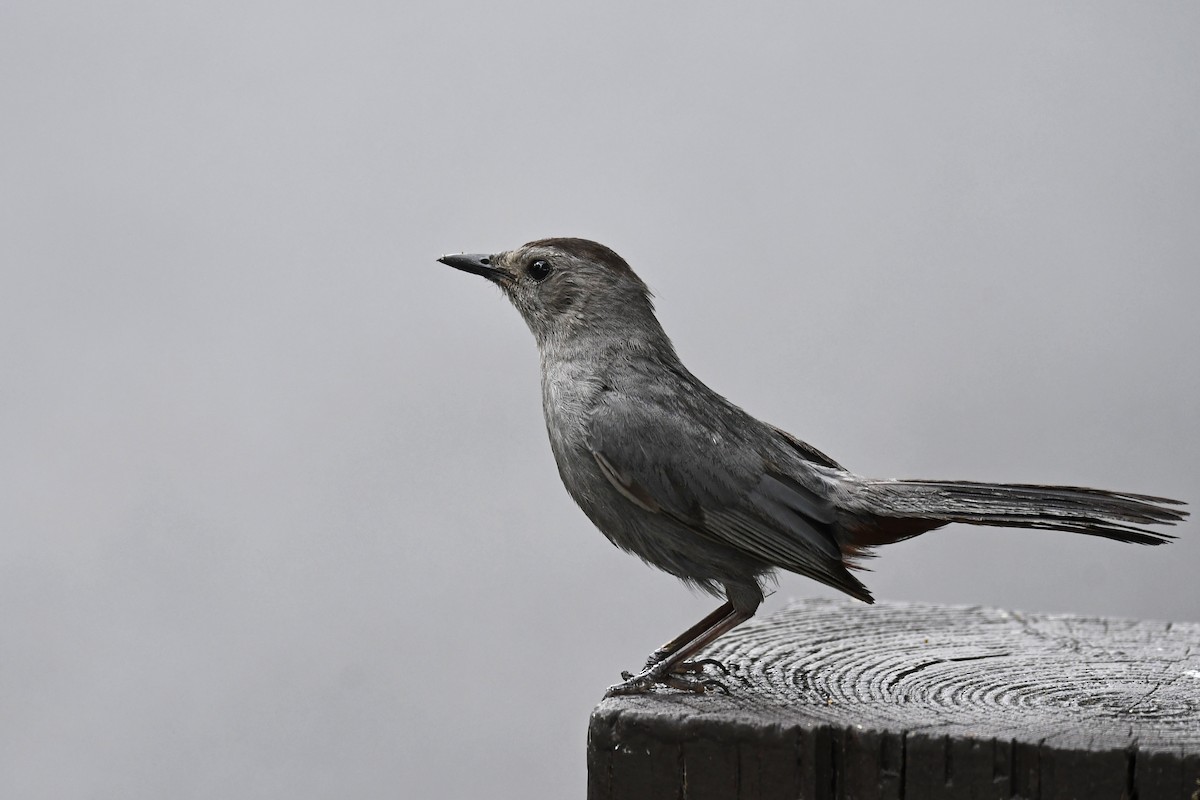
left=588, top=599, right=1200, bottom=800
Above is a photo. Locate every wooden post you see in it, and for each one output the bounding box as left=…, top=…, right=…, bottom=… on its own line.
left=588, top=599, right=1200, bottom=800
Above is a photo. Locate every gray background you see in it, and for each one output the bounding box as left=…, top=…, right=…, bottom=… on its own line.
left=2, top=2, right=1197, bottom=798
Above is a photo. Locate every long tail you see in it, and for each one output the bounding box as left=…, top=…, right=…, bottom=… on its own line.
left=849, top=478, right=1187, bottom=547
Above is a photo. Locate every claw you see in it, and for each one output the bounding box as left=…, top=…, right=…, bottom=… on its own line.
left=704, top=678, right=731, bottom=695
left=605, top=674, right=654, bottom=697
left=674, top=658, right=728, bottom=676
left=606, top=657, right=734, bottom=697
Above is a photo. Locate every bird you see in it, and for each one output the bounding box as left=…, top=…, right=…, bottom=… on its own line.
left=437, top=237, right=1187, bottom=697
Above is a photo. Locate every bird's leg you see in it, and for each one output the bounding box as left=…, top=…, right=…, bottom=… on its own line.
left=607, top=605, right=753, bottom=697
left=632, top=601, right=734, bottom=673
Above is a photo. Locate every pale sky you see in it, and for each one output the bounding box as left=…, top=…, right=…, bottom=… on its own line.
left=2, top=2, right=1198, bottom=798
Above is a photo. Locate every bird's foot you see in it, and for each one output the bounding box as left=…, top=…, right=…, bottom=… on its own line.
left=634, top=649, right=729, bottom=674
left=608, top=659, right=730, bottom=697
left=673, top=658, right=729, bottom=676
left=638, top=647, right=673, bottom=671
left=623, top=658, right=727, bottom=680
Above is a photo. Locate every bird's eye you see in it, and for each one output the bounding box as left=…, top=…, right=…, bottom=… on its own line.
left=527, top=259, right=552, bottom=282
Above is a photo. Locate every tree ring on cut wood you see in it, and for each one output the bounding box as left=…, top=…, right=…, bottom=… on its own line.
left=588, top=599, right=1200, bottom=800
left=701, top=599, right=1200, bottom=750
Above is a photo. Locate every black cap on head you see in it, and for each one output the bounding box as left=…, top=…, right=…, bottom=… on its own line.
left=523, top=238, right=635, bottom=278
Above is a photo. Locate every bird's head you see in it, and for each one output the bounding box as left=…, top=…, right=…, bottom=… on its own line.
left=439, top=238, right=665, bottom=349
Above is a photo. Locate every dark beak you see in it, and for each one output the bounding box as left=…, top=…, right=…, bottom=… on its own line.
left=438, top=253, right=505, bottom=283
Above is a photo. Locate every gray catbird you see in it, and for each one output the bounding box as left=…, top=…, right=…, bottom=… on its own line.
left=439, top=237, right=1187, bottom=696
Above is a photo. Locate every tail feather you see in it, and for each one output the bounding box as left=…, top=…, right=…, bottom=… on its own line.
left=852, top=478, right=1187, bottom=547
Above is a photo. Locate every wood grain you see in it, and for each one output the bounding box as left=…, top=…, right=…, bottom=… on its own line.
left=588, top=599, right=1200, bottom=799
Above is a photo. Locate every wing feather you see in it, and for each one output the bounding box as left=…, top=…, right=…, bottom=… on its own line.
left=587, top=395, right=871, bottom=600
